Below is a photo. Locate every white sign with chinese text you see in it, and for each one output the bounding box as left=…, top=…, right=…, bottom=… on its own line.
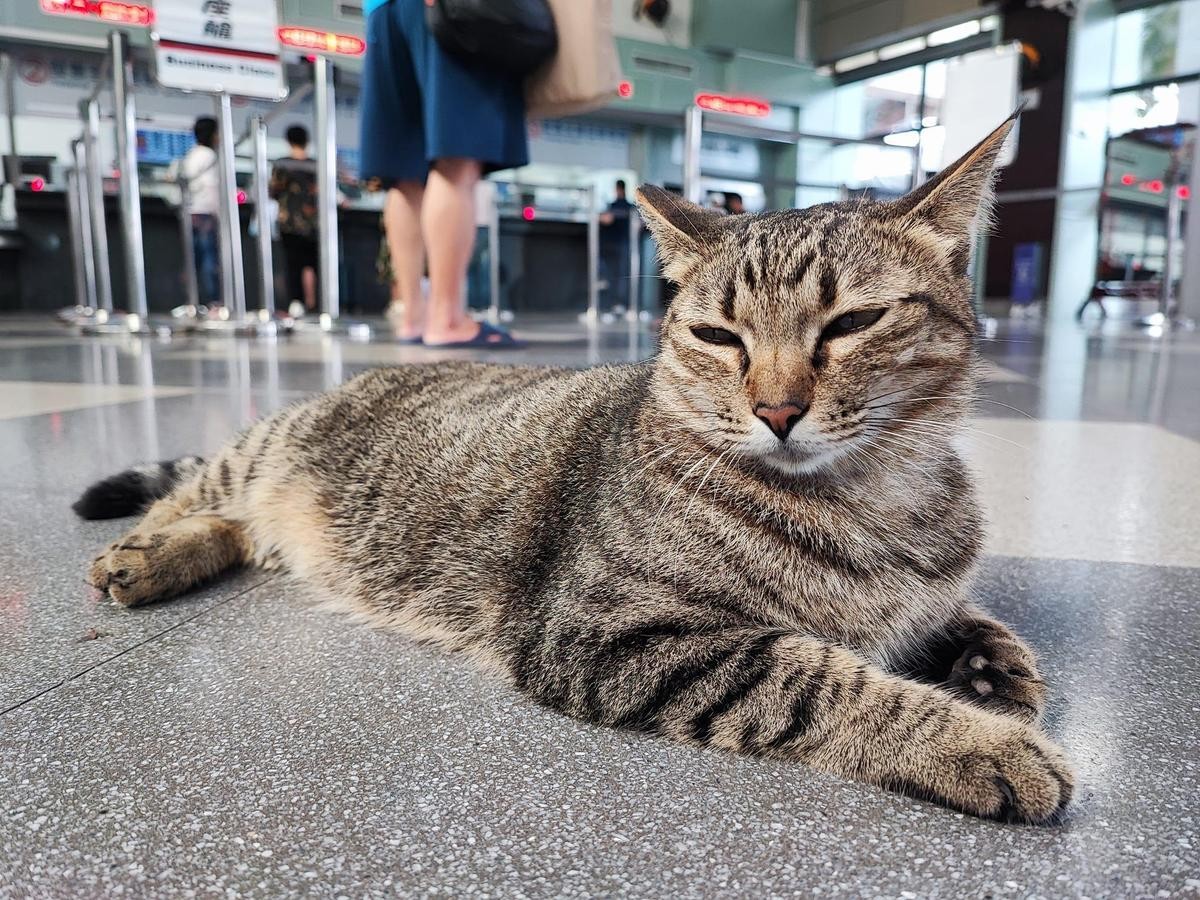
left=152, top=0, right=285, bottom=99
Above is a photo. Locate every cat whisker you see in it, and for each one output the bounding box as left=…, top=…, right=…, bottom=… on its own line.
left=672, top=444, right=736, bottom=594
left=863, top=394, right=1035, bottom=419
left=883, top=417, right=1029, bottom=452
left=842, top=439, right=900, bottom=476
left=611, top=429, right=738, bottom=522
left=855, top=438, right=914, bottom=468
left=861, top=379, right=944, bottom=407
left=861, top=416, right=1030, bottom=454
left=864, top=431, right=943, bottom=464
left=645, top=449, right=718, bottom=576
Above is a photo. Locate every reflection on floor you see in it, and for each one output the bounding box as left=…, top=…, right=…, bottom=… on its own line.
left=1, top=313, right=1197, bottom=896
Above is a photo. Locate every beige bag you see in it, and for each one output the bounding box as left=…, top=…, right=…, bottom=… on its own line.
left=525, top=0, right=623, bottom=120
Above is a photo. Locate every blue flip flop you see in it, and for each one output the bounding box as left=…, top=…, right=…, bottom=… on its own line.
left=424, top=321, right=522, bottom=349
left=395, top=334, right=424, bottom=345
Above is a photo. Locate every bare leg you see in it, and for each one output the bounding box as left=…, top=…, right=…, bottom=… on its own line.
left=421, top=158, right=503, bottom=345
left=302, top=265, right=317, bottom=311
left=383, top=183, right=426, bottom=340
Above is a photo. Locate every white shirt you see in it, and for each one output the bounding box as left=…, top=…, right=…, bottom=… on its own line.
left=174, top=145, right=220, bottom=215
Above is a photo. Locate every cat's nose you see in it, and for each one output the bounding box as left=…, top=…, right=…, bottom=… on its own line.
left=754, top=402, right=808, bottom=441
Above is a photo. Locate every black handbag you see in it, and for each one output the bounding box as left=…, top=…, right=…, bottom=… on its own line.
left=426, top=0, right=558, bottom=76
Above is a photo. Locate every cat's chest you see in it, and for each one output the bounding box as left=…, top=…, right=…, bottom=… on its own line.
left=703, top=482, right=978, bottom=655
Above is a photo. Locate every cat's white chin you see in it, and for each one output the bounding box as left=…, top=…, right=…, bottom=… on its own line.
left=752, top=442, right=845, bottom=476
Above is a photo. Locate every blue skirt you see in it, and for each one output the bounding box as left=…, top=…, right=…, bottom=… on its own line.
left=359, top=0, right=530, bottom=184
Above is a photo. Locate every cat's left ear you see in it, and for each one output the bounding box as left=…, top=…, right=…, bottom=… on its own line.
left=635, top=184, right=725, bottom=282
left=887, top=111, right=1018, bottom=272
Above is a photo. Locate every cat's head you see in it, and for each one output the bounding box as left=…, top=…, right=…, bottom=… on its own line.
left=637, top=114, right=1015, bottom=476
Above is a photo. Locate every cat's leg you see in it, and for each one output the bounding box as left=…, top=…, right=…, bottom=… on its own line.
left=88, top=494, right=252, bottom=607
left=85, top=429, right=274, bottom=606
left=900, top=611, right=1047, bottom=724
left=561, top=626, right=1071, bottom=823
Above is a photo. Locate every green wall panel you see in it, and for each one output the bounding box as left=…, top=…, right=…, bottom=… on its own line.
left=691, top=0, right=798, bottom=58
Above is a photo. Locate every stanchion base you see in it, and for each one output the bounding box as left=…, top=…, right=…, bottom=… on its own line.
left=1136, top=312, right=1195, bottom=332
left=289, top=315, right=372, bottom=341
left=481, top=309, right=516, bottom=326
left=76, top=311, right=156, bottom=336
left=188, top=318, right=283, bottom=338
left=577, top=310, right=620, bottom=326
left=172, top=307, right=291, bottom=337
left=56, top=305, right=99, bottom=326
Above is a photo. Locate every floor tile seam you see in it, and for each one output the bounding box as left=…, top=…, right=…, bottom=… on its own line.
left=190, top=386, right=313, bottom=398
left=0, top=380, right=310, bottom=400
left=1148, top=421, right=1200, bottom=446
left=981, top=551, right=1200, bottom=572
left=0, top=396, right=202, bottom=422
left=0, top=574, right=275, bottom=719
left=0, top=378, right=194, bottom=392
left=972, top=413, right=1200, bottom=436
left=0, top=389, right=241, bottom=423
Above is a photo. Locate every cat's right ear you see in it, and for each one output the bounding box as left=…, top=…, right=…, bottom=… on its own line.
left=635, top=185, right=724, bottom=282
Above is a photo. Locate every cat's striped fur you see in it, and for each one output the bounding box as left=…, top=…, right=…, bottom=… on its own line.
left=80, top=114, right=1073, bottom=824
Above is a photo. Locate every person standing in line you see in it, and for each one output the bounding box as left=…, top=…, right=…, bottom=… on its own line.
left=360, top=0, right=527, bottom=346
left=724, top=192, right=745, bottom=216
left=269, top=125, right=320, bottom=316
left=598, top=179, right=633, bottom=313
left=172, top=117, right=222, bottom=307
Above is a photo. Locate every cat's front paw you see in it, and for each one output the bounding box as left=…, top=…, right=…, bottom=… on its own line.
left=946, top=724, right=1074, bottom=824
left=948, top=626, right=1046, bottom=723
left=88, top=536, right=163, bottom=607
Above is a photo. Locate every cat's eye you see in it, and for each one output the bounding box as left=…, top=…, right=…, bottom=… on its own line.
left=821, top=308, right=886, bottom=341
left=691, top=326, right=743, bottom=346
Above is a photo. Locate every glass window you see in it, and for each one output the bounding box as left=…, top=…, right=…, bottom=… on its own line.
left=1108, top=81, right=1200, bottom=134
left=918, top=59, right=948, bottom=172
left=1112, top=0, right=1200, bottom=87
left=795, top=185, right=841, bottom=209
left=859, top=66, right=925, bottom=137
left=797, top=138, right=915, bottom=199
left=800, top=65, right=926, bottom=140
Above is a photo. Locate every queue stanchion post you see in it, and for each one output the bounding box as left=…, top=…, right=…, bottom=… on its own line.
left=293, top=55, right=367, bottom=339
left=251, top=114, right=277, bottom=329
left=683, top=104, right=703, bottom=205
left=586, top=184, right=600, bottom=326
left=65, top=140, right=97, bottom=316
left=626, top=209, right=641, bottom=325
left=1, top=52, right=19, bottom=191
left=314, top=52, right=338, bottom=328
left=192, top=91, right=264, bottom=336
left=217, top=91, right=247, bottom=321
left=81, top=97, right=115, bottom=322
left=110, top=30, right=150, bottom=333
left=315, top=55, right=338, bottom=328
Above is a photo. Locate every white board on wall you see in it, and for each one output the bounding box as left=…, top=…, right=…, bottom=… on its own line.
left=940, top=42, right=1022, bottom=168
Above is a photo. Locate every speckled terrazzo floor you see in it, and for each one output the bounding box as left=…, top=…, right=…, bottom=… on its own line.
left=2, top=314, right=1199, bottom=898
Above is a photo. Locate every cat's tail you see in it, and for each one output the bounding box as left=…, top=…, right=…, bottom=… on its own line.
left=72, top=456, right=206, bottom=520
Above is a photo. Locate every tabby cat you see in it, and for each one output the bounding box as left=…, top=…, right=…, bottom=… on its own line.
left=77, top=114, right=1073, bottom=824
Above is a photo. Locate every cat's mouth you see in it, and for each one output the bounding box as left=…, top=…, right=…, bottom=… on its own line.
left=756, top=441, right=837, bottom=474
